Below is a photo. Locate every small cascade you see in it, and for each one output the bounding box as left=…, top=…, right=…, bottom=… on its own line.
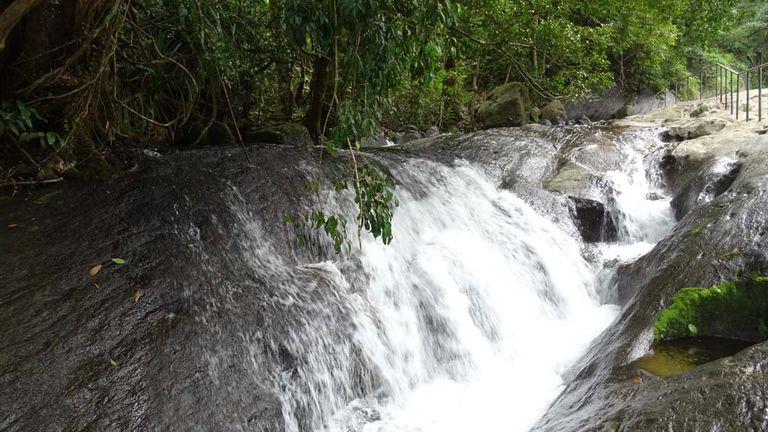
left=597, top=129, right=676, bottom=265
left=248, top=127, right=678, bottom=432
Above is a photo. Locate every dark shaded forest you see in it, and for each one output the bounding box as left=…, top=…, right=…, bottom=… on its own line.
left=0, top=0, right=765, bottom=183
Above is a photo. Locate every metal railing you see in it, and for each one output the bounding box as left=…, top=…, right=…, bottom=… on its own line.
left=663, top=61, right=768, bottom=122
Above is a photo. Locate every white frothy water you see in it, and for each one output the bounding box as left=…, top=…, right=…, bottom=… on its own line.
left=331, top=162, right=618, bottom=432
left=598, top=130, right=676, bottom=264
left=266, top=129, right=674, bottom=432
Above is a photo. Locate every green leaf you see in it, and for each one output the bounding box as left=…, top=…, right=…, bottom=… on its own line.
left=45, top=132, right=57, bottom=147
left=112, top=258, right=127, bottom=265
left=688, top=323, right=698, bottom=335
left=109, top=359, right=119, bottom=366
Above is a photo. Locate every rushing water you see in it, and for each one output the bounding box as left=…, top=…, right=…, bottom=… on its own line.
left=237, top=128, right=676, bottom=432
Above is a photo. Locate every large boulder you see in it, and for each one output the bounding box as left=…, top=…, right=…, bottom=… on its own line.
left=249, top=123, right=313, bottom=147
left=566, top=88, right=662, bottom=122
left=476, top=82, right=530, bottom=128
left=541, top=100, right=568, bottom=125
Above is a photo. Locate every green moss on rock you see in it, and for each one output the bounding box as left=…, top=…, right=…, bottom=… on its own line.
left=476, top=82, right=530, bottom=128
left=654, top=276, right=768, bottom=342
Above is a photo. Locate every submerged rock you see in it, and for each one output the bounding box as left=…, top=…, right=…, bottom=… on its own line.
left=475, top=82, right=530, bottom=128
left=0, top=147, right=366, bottom=431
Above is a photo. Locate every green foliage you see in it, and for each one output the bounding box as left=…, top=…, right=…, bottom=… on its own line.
left=354, top=165, right=397, bottom=245
left=654, top=275, right=768, bottom=342
left=283, top=211, right=351, bottom=254
left=283, top=162, right=397, bottom=253
left=718, top=0, right=768, bottom=65
left=113, top=0, right=276, bottom=138
left=0, top=101, right=61, bottom=150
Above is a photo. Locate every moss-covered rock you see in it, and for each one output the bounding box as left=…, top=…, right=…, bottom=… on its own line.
left=476, top=82, right=530, bottom=128
left=249, top=123, right=312, bottom=147
left=540, top=99, right=567, bottom=124
left=654, top=275, right=768, bottom=342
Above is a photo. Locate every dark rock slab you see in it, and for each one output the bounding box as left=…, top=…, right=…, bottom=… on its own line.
left=569, top=196, right=617, bottom=243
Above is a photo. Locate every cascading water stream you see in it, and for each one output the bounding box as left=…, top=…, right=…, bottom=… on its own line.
left=255, top=128, right=676, bottom=432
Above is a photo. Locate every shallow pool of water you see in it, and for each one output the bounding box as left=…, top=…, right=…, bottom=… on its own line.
left=634, top=337, right=752, bottom=377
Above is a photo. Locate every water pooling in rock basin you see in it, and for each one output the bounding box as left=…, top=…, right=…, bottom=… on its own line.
left=0, top=126, right=675, bottom=432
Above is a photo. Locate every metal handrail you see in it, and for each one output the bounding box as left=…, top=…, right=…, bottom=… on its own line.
left=746, top=62, right=768, bottom=72
left=664, top=60, right=767, bottom=122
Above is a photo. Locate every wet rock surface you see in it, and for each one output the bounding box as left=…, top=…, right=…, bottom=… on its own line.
left=568, top=196, right=617, bottom=243
left=0, top=147, right=372, bottom=432
left=536, top=105, right=768, bottom=431
left=2, top=106, right=765, bottom=432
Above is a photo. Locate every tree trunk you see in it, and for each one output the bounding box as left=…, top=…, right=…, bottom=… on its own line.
left=0, top=0, right=111, bottom=96
left=304, top=55, right=331, bottom=142
left=270, top=0, right=293, bottom=121
left=0, top=0, right=42, bottom=51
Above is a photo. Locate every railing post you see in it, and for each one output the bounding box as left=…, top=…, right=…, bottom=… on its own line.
left=760, top=66, right=763, bottom=122
left=730, top=71, right=734, bottom=114
left=737, top=73, right=740, bottom=120
left=726, top=71, right=730, bottom=111
left=746, top=71, right=750, bottom=122
left=719, top=66, right=723, bottom=103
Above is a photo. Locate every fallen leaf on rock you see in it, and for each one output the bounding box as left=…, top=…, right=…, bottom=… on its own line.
left=8, top=224, right=18, bottom=228
left=133, top=289, right=143, bottom=302
left=112, top=258, right=126, bottom=265
left=93, top=283, right=100, bottom=289
left=89, top=264, right=103, bottom=277
left=633, top=377, right=643, bottom=385
left=738, top=367, right=748, bottom=374
left=109, top=359, right=118, bottom=366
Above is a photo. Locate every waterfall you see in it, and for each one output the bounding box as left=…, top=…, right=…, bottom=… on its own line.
left=226, top=128, right=675, bottom=432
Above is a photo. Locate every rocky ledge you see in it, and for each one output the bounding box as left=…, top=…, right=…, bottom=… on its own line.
left=535, top=97, right=768, bottom=431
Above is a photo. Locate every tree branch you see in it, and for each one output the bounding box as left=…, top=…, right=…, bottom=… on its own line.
left=0, top=0, right=43, bottom=51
